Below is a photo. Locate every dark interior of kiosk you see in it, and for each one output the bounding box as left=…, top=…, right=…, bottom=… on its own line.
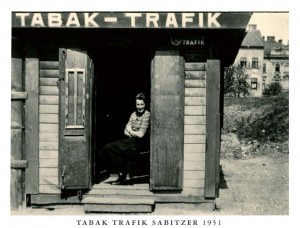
left=93, top=48, right=151, bottom=147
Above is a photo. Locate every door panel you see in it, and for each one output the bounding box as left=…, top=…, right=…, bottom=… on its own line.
left=150, top=50, right=184, bottom=191
left=205, top=59, right=221, bottom=198
left=59, top=49, right=93, bottom=190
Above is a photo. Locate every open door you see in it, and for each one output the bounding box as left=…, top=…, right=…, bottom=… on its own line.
left=59, top=49, right=93, bottom=190
left=150, top=50, right=184, bottom=191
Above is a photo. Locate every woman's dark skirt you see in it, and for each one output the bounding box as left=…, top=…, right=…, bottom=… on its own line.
left=99, top=137, right=148, bottom=172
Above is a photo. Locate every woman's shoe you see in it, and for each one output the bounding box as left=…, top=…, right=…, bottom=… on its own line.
left=121, top=179, right=134, bottom=185
left=111, top=173, right=126, bottom=185
left=111, top=173, right=133, bottom=185
left=123, top=174, right=134, bottom=185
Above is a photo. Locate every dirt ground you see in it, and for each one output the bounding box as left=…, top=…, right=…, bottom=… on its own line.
left=215, top=151, right=289, bottom=215
left=153, top=149, right=289, bottom=215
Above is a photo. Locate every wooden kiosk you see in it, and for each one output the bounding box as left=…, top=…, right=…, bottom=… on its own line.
left=11, top=12, right=252, bottom=213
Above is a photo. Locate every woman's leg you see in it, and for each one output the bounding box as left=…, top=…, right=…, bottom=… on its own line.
left=99, top=138, right=143, bottom=185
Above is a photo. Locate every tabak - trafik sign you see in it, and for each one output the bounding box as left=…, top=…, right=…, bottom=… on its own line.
left=12, top=12, right=252, bottom=29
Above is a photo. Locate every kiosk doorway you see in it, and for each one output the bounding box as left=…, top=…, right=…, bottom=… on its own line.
left=92, top=47, right=151, bottom=183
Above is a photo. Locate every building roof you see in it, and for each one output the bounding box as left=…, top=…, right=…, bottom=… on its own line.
left=264, top=38, right=288, bottom=57
left=241, top=28, right=264, bottom=48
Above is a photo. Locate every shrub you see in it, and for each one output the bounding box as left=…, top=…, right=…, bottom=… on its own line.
left=263, top=82, right=282, bottom=96
left=236, top=95, right=288, bottom=143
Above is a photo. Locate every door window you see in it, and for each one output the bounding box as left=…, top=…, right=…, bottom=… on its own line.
left=65, top=68, right=86, bottom=129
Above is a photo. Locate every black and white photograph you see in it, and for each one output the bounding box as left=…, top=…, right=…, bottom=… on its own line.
left=1, top=0, right=299, bottom=227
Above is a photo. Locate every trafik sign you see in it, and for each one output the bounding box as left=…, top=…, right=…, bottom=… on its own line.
left=12, top=12, right=252, bottom=29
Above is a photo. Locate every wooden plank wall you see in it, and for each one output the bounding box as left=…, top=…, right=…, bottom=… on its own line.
left=38, top=61, right=60, bottom=193
left=183, top=62, right=206, bottom=196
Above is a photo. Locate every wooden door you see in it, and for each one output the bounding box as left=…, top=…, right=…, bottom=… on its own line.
left=150, top=50, right=184, bottom=191
left=59, top=49, right=93, bottom=190
left=205, top=59, right=221, bottom=198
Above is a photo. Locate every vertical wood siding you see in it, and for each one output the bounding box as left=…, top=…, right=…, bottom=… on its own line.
left=150, top=51, right=184, bottom=190
left=38, top=61, right=60, bottom=193
left=205, top=60, right=221, bottom=198
left=25, top=47, right=40, bottom=194
left=11, top=48, right=26, bottom=209
left=183, top=62, right=206, bottom=196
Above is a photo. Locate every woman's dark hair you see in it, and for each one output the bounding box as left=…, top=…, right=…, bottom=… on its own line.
left=136, top=93, right=146, bottom=102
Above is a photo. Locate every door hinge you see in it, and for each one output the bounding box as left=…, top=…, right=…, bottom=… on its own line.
left=62, top=49, right=67, bottom=59
left=89, top=60, right=93, bottom=79
left=61, top=166, right=66, bottom=189
left=57, top=77, right=65, bottom=87
left=77, top=190, right=82, bottom=201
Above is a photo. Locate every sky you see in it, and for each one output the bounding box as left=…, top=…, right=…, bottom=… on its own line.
left=248, top=12, right=289, bottom=44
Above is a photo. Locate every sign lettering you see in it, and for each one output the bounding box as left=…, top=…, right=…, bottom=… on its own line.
left=12, top=12, right=251, bottom=29
left=171, top=37, right=205, bottom=46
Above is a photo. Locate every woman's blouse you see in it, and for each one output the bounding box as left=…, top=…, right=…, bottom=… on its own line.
left=126, top=110, right=150, bottom=138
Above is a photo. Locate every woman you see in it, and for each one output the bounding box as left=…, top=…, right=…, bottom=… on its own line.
left=99, top=93, right=150, bottom=185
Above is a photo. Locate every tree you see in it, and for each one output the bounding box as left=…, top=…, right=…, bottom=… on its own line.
left=224, top=64, right=251, bottom=97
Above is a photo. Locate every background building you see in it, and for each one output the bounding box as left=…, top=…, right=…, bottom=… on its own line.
left=263, top=36, right=289, bottom=92
left=234, top=24, right=264, bottom=97
left=234, top=24, right=289, bottom=96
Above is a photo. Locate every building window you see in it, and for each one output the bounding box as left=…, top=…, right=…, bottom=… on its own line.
left=240, top=57, right=247, bottom=68
left=263, top=63, right=266, bottom=73
left=251, top=78, right=258, bottom=90
left=284, top=63, right=289, bottom=74
left=252, top=58, right=259, bottom=69
left=275, top=63, right=280, bottom=72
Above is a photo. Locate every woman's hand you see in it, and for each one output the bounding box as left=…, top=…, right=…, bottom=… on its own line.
left=124, top=128, right=132, bottom=137
left=128, top=129, right=133, bottom=137
left=128, top=129, right=144, bottom=138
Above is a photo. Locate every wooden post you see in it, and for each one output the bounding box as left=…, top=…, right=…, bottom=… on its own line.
left=205, top=59, right=221, bottom=199
left=24, top=42, right=39, bottom=195
left=11, top=38, right=26, bottom=210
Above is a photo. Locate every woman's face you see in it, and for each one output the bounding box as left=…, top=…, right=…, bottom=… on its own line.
left=136, top=99, right=145, bottom=114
